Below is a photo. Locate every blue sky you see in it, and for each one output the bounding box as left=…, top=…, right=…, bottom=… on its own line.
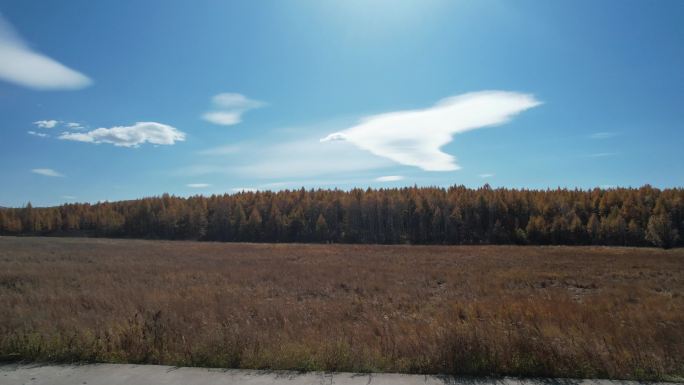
left=1, top=0, right=683, bottom=207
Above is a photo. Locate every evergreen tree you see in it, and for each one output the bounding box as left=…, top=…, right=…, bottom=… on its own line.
left=245, top=207, right=263, bottom=241
left=315, top=213, right=329, bottom=243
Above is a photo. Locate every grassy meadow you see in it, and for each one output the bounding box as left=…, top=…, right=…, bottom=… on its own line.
left=0, top=236, right=682, bottom=380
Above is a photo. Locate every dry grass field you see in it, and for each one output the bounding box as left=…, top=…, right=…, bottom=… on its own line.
left=0, top=237, right=682, bottom=380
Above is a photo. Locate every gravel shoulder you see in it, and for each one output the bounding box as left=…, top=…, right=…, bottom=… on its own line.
left=1, top=364, right=680, bottom=385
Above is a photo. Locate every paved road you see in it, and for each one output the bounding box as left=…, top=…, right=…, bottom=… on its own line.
left=0, top=364, right=678, bottom=385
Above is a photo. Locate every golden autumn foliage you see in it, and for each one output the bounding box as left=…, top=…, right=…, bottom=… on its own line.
left=1, top=185, right=682, bottom=247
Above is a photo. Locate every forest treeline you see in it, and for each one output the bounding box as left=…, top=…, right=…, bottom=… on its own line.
left=0, top=185, right=682, bottom=248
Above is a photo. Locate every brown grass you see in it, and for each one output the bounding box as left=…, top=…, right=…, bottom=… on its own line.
left=0, top=236, right=682, bottom=380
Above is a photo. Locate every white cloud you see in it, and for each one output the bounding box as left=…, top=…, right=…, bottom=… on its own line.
left=59, top=122, right=185, bottom=147
left=27, top=131, right=49, bottom=138
left=187, top=183, right=211, bottom=188
left=375, top=175, right=404, bottom=182
left=0, top=15, right=91, bottom=90
left=479, top=173, right=494, bottom=178
left=31, top=168, right=64, bottom=177
left=34, top=120, right=58, bottom=129
left=232, top=187, right=258, bottom=193
left=589, top=132, right=618, bottom=139
left=188, top=93, right=537, bottom=183
left=202, top=111, right=242, bottom=126
left=321, top=91, right=541, bottom=171
left=322, top=132, right=347, bottom=141
left=61, top=195, right=76, bottom=200
left=202, top=93, right=265, bottom=126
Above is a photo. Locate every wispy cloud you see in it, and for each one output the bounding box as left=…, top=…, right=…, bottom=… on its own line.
left=375, top=175, right=404, bottom=182
left=186, top=183, right=211, bottom=188
left=31, top=168, right=64, bottom=177
left=202, top=93, right=265, bottom=126
left=189, top=119, right=392, bottom=179
left=34, top=120, right=58, bottom=129
left=27, top=131, right=49, bottom=138
left=228, top=137, right=390, bottom=179
left=59, top=122, right=185, bottom=147
left=65, top=122, right=84, bottom=130
left=0, top=15, right=91, bottom=90
left=321, top=91, right=541, bottom=171
left=212, top=93, right=265, bottom=110
left=589, top=132, right=619, bottom=139
left=478, top=173, right=494, bottom=178
left=586, top=152, right=619, bottom=158
left=232, top=187, right=258, bottom=193
left=61, top=195, right=76, bottom=200
left=198, top=144, right=241, bottom=156
left=258, top=179, right=361, bottom=190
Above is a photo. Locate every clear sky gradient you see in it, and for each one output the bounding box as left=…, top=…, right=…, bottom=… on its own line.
left=1, top=0, right=683, bottom=207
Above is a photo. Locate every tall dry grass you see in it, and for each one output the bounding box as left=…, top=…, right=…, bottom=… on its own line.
left=0, top=236, right=682, bottom=380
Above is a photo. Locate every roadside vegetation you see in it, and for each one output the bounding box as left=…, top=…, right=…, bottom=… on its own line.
left=1, top=237, right=682, bottom=380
